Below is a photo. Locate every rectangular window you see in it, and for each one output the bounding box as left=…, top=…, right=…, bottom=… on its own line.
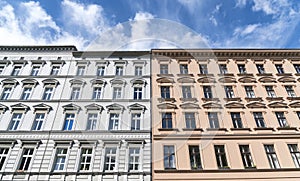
left=53, top=148, right=68, bottom=171
left=161, top=86, right=170, bottom=99
left=164, top=145, right=175, bottom=169
left=70, top=87, right=81, bottom=100
left=185, top=113, right=196, bottom=129
left=79, top=148, right=92, bottom=171
left=11, top=66, right=21, bottom=76
left=0, top=148, right=9, bottom=170
left=203, top=86, right=213, bottom=98
left=32, top=113, right=45, bottom=131
left=42, top=87, right=53, bottom=100
left=189, top=146, right=202, bottom=169
left=253, top=112, right=266, bottom=128
left=231, top=112, right=243, bottom=128
left=63, top=113, right=75, bottom=131
left=182, top=86, right=192, bottom=99
left=129, top=148, right=140, bottom=171
left=1, top=87, right=12, bottom=100
left=275, top=112, right=288, bottom=127
left=135, top=66, right=143, bottom=76
left=297, top=111, right=300, bottom=120
left=133, top=87, right=142, bottom=100
left=256, top=64, right=265, bottom=74
left=108, top=113, right=119, bottom=130
left=21, top=87, right=32, bottom=100
left=264, top=145, right=280, bottom=169
left=50, top=66, right=60, bottom=75
left=115, top=66, right=123, bottom=76
left=162, top=113, right=172, bottom=129
left=275, top=64, right=284, bottom=74
left=285, top=86, right=296, bottom=97
left=113, top=87, right=122, bottom=99
left=294, top=64, right=300, bottom=74
left=180, top=64, right=189, bottom=74
left=265, top=86, right=276, bottom=97
left=131, top=113, right=141, bottom=130
left=160, top=64, right=168, bottom=74
left=76, top=66, right=85, bottom=76
left=239, top=145, right=254, bottom=168
left=214, top=145, right=228, bottom=169
left=288, top=144, right=300, bottom=168
left=219, top=64, right=228, bottom=74
left=238, top=64, right=246, bottom=74
left=199, top=64, right=208, bottom=74
left=30, top=66, right=40, bottom=76
left=8, top=113, right=22, bottom=130
left=245, top=86, right=255, bottom=98
left=208, top=112, right=219, bottom=129
left=18, top=148, right=34, bottom=171
left=104, top=147, right=117, bottom=171
left=86, top=113, right=98, bottom=130
left=0, top=66, right=4, bottom=74
left=92, top=87, right=102, bottom=99
left=97, top=66, right=105, bottom=76
left=224, top=86, right=235, bottom=98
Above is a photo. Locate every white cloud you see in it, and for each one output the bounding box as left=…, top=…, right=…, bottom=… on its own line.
left=252, top=0, right=290, bottom=15
left=235, top=0, right=247, bottom=8
left=209, top=4, right=222, bottom=26
left=177, top=0, right=203, bottom=14
left=234, top=24, right=260, bottom=36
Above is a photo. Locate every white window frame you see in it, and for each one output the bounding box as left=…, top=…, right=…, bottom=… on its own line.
left=8, top=113, right=23, bottom=131
left=135, top=66, right=143, bottom=76
left=42, top=85, right=54, bottom=100
left=1, top=86, right=13, bottom=100
left=104, top=147, right=118, bottom=171
left=31, top=112, right=46, bottom=131
left=52, top=147, right=69, bottom=171
left=108, top=113, right=120, bottom=130
left=128, top=147, right=141, bottom=171
left=50, top=65, right=61, bottom=75
left=30, top=66, right=40, bottom=76
left=78, top=147, right=93, bottom=171
left=17, top=148, right=35, bottom=171
left=11, top=65, right=22, bottom=76
left=76, top=66, right=86, bottom=76
left=86, top=113, right=98, bottom=131
left=70, top=87, right=81, bottom=100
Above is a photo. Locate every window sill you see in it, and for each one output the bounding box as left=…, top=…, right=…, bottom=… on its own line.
left=266, top=97, right=284, bottom=101
left=277, top=127, right=298, bottom=131
left=157, top=98, right=176, bottom=103
left=201, top=98, right=220, bottom=102
left=276, top=73, right=293, bottom=76
left=182, top=128, right=204, bottom=132
left=287, top=97, right=300, bottom=101
left=157, top=74, right=174, bottom=77
left=256, top=73, right=273, bottom=76
left=224, top=97, right=242, bottom=102
left=158, top=128, right=179, bottom=131
left=237, top=73, right=254, bottom=77
left=253, top=127, right=275, bottom=131
left=218, top=73, right=234, bottom=76
left=198, top=73, right=214, bottom=77
left=206, top=128, right=228, bottom=132
left=230, top=128, right=251, bottom=131
left=177, top=74, right=194, bottom=77
left=245, top=97, right=263, bottom=102
left=180, top=98, right=197, bottom=102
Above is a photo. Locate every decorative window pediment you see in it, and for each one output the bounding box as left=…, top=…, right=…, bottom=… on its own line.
left=0, top=103, right=8, bottom=114
left=110, top=78, right=126, bottom=86
left=31, top=59, right=46, bottom=66
left=218, top=77, right=237, bottom=83
left=106, top=103, right=125, bottom=112
left=42, top=79, right=59, bottom=87
left=62, top=103, right=81, bottom=113
left=268, top=102, right=288, bottom=108
left=289, top=102, right=300, bottom=108
left=113, top=59, right=128, bottom=65
left=90, top=78, right=107, bottom=86
left=95, top=60, right=109, bottom=66
left=224, top=102, right=245, bottom=109
left=11, top=103, right=30, bottom=113
left=21, top=79, right=38, bottom=87
left=50, top=59, right=65, bottom=65
left=130, top=78, right=147, bottom=86
left=1, top=78, right=18, bottom=87
left=85, top=103, right=104, bottom=112
left=238, top=77, right=256, bottom=83
left=278, top=76, right=296, bottom=83
left=33, top=103, right=52, bottom=113
left=202, top=102, right=222, bottom=109
left=156, top=77, right=175, bottom=83
left=12, top=59, right=27, bottom=65
left=178, top=77, right=195, bottom=83
left=180, top=103, right=200, bottom=109
left=157, top=103, right=177, bottom=109
left=76, top=59, right=90, bottom=65
left=197, top=77, right=216, bottom=83
left=258, top=77, right=276, bottom=83
left=246, top=102, right=266, bottom=108
left=127, top=103, right=147, bottom=112
left=69, top=79, right=86, bottom=86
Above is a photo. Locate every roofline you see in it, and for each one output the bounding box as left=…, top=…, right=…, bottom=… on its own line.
left=0, top=45, right=77, bottom=52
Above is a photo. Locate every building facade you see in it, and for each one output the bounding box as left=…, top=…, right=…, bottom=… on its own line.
left=151, top=49, right=300, bottom=181
left=0, top=46, right=151, bottom=181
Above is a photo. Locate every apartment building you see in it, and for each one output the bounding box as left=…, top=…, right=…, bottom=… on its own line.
left=151, top=49, right=300, bottom=181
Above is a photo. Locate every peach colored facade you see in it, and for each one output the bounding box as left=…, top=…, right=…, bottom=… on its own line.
left=151, top=49, right=300, bottom=181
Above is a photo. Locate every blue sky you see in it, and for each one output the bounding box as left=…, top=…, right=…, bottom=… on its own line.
left=0, top=0, right=299, bottom=50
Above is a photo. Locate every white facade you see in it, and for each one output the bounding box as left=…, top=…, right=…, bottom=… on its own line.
left=0, top=46, right=151, bottom=181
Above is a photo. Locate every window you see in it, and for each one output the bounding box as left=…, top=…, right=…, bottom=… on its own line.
left=131, top=113, right=141, bottom=130
left=113, top=87, right=122, bottom=99
left=189, top=146, right=202, bottom=169
left=108, top=113, right=119, bottom=130
left=63, top=113, right=75, bottom=130
left=18, top=148, right=34, bottom=171
left=51, top=66, right=60, bottom=75
left=199, top=64, right=208, bottom=74
left=135, top=66, right=143, bottom=76
left=129, top=148, right=140, bottom=171
left=104, top=147, right=117, bottom=171
left=160, top=64, right=168, bottom=74
left=76, top=66, right=85, bottom=76
left=285, top=86, right=296, bottom=97
left=294, top=64, right=300, bottom=74
left=264, top=145, right=280, bottom=169
left=214, top=145, right=228, bottom=169
left=275, top=112, right=288, bottom=127
left=203, top=86, right=213, bottom=98
left=42, top=87, right=53, bottom=100
left=70, top=87, right=80, bottom=100
left=30, top=66, right=40, bottom=76
left=256, top=64, right=265, bottom=74
left=164, top=145, right=175, bottom=169
left=11, top=66, right=21, bottom=76
left=238, top=64, right=246, bottom=73
left=253, top=112, right=266, bottom=128
left=21, top=87, right=32, bottom=100
left=0, top=66, right=4, bottom=74
left=86, top=113, right=98, bottom=130
left=245, top=86, right=255, bottom=98
left=180, top=64, right=188, bottom=74
left=239, top=145, right=254, bottom=168
left=288, top=144, right=300, bottom=168
left=231, top=112, right=243, bottom=128
left=219, top=64, right=227, bottom=74
left=1, top=87, right=12, bottom=100
left=115, top=66, right=123, bottom=76
left=297, top=111, right=300, bottom=120
left=208, top=112, right=219, bottom=129
left=224, top=86, right=235, bottom=98
left=275, top=64, right=284, bottom=74
left=0, top=148, right=9, bottom=170
left=162, top=113, right=172, bottom=129
left=32, top=113, right=45, bottom=131
left=8, top=113, right=22, bottom=130
left=92, top=87, right=102, bottom=100
left=161, top=86, right=170, bottom=99
left=182, top=86, right=192, bottom=99
left=97, top=66, right=105, bottom=76
left=185, top=113, right=196, bottom=129
left=133, top=87, right=142, bottom=100
left=265, top=86, right=276, bottom=97
left=79, top=148, right=92, bottom=171
left=53, top=148, right=68, bottom=171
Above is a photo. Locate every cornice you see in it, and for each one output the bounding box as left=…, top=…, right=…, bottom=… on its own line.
left=0, top=45, right=77, bottom=52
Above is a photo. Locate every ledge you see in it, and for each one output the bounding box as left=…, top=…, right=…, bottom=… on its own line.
left=201, top=98, right=220, bottom=102
left=230, top=128, right=252, bottom=131
left=158, top=128, right=179, bottom=131
left=256, top=73, right=273, bottom=76
left=206, top=128, right=228, bottom=132
left=197, top=73, right=214, bottom=77
left=182, top=128, right=204, bottom=132
left=218, top=73, right=234, bottom=77
left=245, top=97, right=263, bottom=102
left=154, top=168, right=300, bottom=173
left=224, top=97, right=242, bottom=102
left=157, top=74, right=174, bottom=77
left=237, top=73, right=254, bottom=77
left=276, top=73, right=293, bottom=76
left=157, top=98, right=176, bottom=103
left=177, top=74, right=194, bottom=77
left=253, top=127, right=275, bottom=131
left=180, top=98, right=198, bottom=102
left=277, top=127, right=298, bottom=131
left=266, top=97, right=284, bottom=101
left=287, top=97, right=300, bottom=101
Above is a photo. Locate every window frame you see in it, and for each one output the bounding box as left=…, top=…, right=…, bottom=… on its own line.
left=160, top=64, right=169, bottom=74
left=244, top=86, right=255, bottom=98
left=265, top=86, right=276, bottom=98
left=104, top=147, right=117, bottom=171
left=86, top=113, right=98, bottom=131
left=253, top=112, right=266, bottom=128
left=185, top=112, right=196, bottom=129
left=224, top=86, right=235, bottom=98
left=79, top=147, right=93, bottom=171
left=208, top=112, right=220, bottom=129
left=230, top=112, right=243, bottom=128
left=199, top=64, right=208, bottom=74
left=161, top=86, right=171, bottom=99
left=164, top=145, right=176, bottom=169
left=275, top=112, right=288, bottom=127
left=239, top=145, right=255, bottom=168
left=52, top=147, right=69, bottom=171
left=162, top=112, right=173, bottom=129
left=76, top=66, right=86, bottom=76
left=214, top=145, right=229, bottom=169
left=264, top=144, right=280, bottom=169
left=8, top=113, right=23, bottom=131
left=203, top=86, right=213, bottom=99
left=17, top=148, right=35, bottom=171
left=63, top=113, right=75, bottom=131
left=189, top=145, right=202, bottom=169
left=288, top=144, right=300, bottom=168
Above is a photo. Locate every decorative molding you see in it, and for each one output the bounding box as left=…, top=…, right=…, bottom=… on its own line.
left=157, top=103, right=177, bottom=109
left=268, top=102, right=288, bottom=108
left=10, top=103, right=30, bottom=113
left=224, top=102, right=245, bottom=109
left=156, top=77, right=175, bottom=83
left=246, top=102, right=267, bottom=109
left=33, top=103, right=52, bottom=113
